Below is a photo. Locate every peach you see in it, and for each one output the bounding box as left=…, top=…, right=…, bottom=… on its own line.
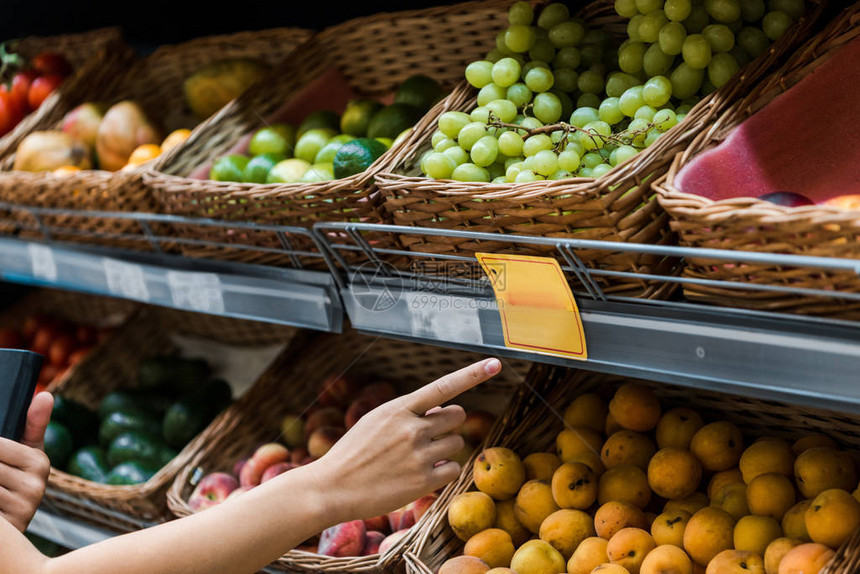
left=651, top=510, right=691, bottom=547
left=664, top=493, right=710, bottom=517
left=316, top=374, right=359, bottom=408
left=805, top=488, right=860, bottom=548
left=639, top=544, right=693, bottom=574
left=609, top=383, right=661, bottom=432
left=690, top=422, right=744, bottom=472
left=304, top=407, right=345, bottom=437
left=705, top=549, right=765, bottom=574
left=345, top=397, right=380, bottom=429
left=794, top=447, right=857, bottom=499
left=776, top=543, right=834, bottom=574
left=595, top=501, right=648, bottom=540
left=279, top=414, right=305, bottom=448
left=362, top=530, right=386, bottom=555
left=539, top=508, right=595, bottom=559
left=602, top=430, right=657, bottom=471
left=411, top=492, right=439, bottom=522
left=746, top=473, right=795, bottom=521
left=308, top=426, right=345, bottom=459
left=607, top=527, right=656, bottom=574
left=363, top=514, right=389, bottom=534
left=734, top=515, right=783, bottom=556
left=261, top=462, right=295, bottom=483
left=598, top=464, right=652, bottom=509
left=439, top=556, right=490, bottom=574
left=510, top=539, right=566, bottom=574
left=515, top=479, right=560, bottom=533
left=461, top=411, right=496, bottom=446
left=683, top=507, right=735, bottom=566
left=232, top=457, right=248, bottom=478
left=486, top=569, right=517, bottom=574
left=711, top=482, right=750, bottom=521
left=378, top=529, right=410, bottom=554
left=656, top=407, right=705, bottom=450
left=224, top=485, right=253, bottom=502
left=464, top=528, right=515, bottom=568
left=318, top=520, right=366, bottom=557
left=707, top=469, right=744, bottom=500
left=739, top=439, right=795, bottom=484
left=474, top=447, right=526, bottom=501
left=493, top=498, right=530, bottom=546
left=780, top=501, right=811, bottom=542
left=557, top=427, right=605, bottom=463
left=388, top=504, right=416, bottom=531
left=448, top=491, right=497, bottom=542
left=564, top=393, right=608, bottom=433
left=648, top=448, right=702, bottom=500
left=187, top=472, right=239, bottom=511
left=524, top=452, right=563, bottom=482
left=239, top=458, right=266, bottom=487
left=290, top=447, right=310, bottom=465
left=763, top=538, right=802, bottom=574
left=552, top=462, right=598, bottom=510
left=359, top=381, right=398, bottom=404
left=252, top=443, right=290, bottom=468
left=568, top=536, right=610, bottom=574
left=791, top=434, right=837, bottom=457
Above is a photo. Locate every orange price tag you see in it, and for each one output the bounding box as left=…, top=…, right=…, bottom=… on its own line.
left=476, top=253, right=587, bottom=361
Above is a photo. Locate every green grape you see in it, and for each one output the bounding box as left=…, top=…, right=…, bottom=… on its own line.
left=431, top=130, right=447, bottom=148
left=591, top=163, right=613, bottom=177
left=557, top=149, right=581, bottom=171
left=470, top=135, right=500, bottom=167
left=438, top=111, right=471, bottom=138
left=470, top=106, right=491, bottom=124
left=684, top=5, right=710, bottom=33
left=705, top=0, right=741, bottom=23
left=492, top=58, right=522, bottom=87
left=676, top=113, right=687, bottom=123
left=627, top=117, right=650, bottom=146
left=553, top=68, right=580, bottom=93
left=433, top=136, right=458, bottom=152
left=550, top=130, right=565, bottom=144
left=423, top=152, right=458, bottom=179
left=634, top=105, right=657, bottom=121
left=682, top=34, right=712, bottom=69
left=703, top=24, right=735, bottom=52
left=611, top=145, right=639, bottom=166
left=532, top=149, right=559, bottom=176
left=636, top=0, right=664, bottom=13
left=465, top=61, right=494, bottom=88
left=763, top=11, right=792, bottom=40
left=523, top=134, right=553, bottom=157
left=640, top=11, right=669, bottom=43
left=642, top=75, right=672, bottom=107
left=506, top=83, right=533, bottom=108
left=418, top=149, right=434, bottom=174
left=563, top=137, right=585, bottom=157
left=457, top=122, right=488, bottom=151
left=599, top=97, right=625, bottom=125
left=549, top=21, right=586, bottom=48
left=509, top=1, right=534, bottom=25
left=577, top=93, right=602, bottom=109
left=505, top=161, right=525, bottom=182
left=583, top=29, right=612, bottom=49
left=701, top=76, right=717, bottom=95
left=658, top=21, right=687, bottom=55
left=505, top=156, right=524, bottom=170
left=768, top=0, right=804, bottom=19
left=525, top=67, right=555, bottom=92
left=485, top=49, right=504, bottom=63
left=741, top=0, right=766, bottom=21
left=606, top=72, right=641, bottom=98
left=577, top=69, right=605, bottom=94
left=579, top=44, right=604, bottom=68
left=643, top=43, right=675, bottom=77
left=675, top=103, right=693, bottom=115
left=581, top=152, right=605, bottom=169
left=529, top=40, right=557, bottom=63
left=520, top=117, right=544, bottom=131
left=728, top=17, right=744, bottom=34
left=738, top=27, right=770, bottom=58
left=615, top=0, right=639, bottom=17
left=534, top=92, right=563, bottom=123
left=505, top=25, right=537, bottom=53
left=553, top=47, right=582, bottom=69
left=548, top=169, right=573, bottom=180
left=581, top=120, right=611, bottom=150
left=451, top=163, right=491, bottom=182
left=619, top=85, right=646, bottom=117
left=653, top=108, right=678, bottom=131
left=488, top=161, right=507, bottom=181
left=579, top=167, right=594, bottom=178
left=477, top=83, right=508, bottom=106
left=495, top=31, right=516, bottom=56
left=443, top=145, right=470, bottom=165
left=618, top=41, right=646, bottom=74
left=665, top=0, right=692, bottom=20
left=537, top=3, right=570, bottom=29
left=627, top=15, right=645, bottom=41
left=498, top=131, right=525, bottom=157
left=551, top=90, right=574, bottom=120
left=490, top=176, right=506, bottom=183
left=670, top=63, right=705, bottom=98
left=523, top=60, right=551, bottom=76
left=487, top=99, right=518, bottom=123
left=729, top=45, right=752, bottom=67
left=570, top=106, right=601, bottom=128
left=708, top=52, right=740, bottom=87
left=514, top=169, right=542, bottom=183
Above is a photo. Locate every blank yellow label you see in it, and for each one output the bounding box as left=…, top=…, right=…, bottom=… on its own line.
left=476, top=253, right=587, bottom=361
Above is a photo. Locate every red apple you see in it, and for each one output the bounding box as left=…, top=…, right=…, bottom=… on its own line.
left=318, top=520, right=366, bottom=557
left=345, top=397, right=381, bottom=429
left=378, top=529, right=410, bottom=555
left=261, top=462, right=296, bottom=483
left=305, top=407, right=345, bottom=438
left=460, top=411, right=495, bottom=446
left=308, top=426, right=344, bottom=459
left=362, top=531, right=386, bottom=556
left=188, top=472, right=239, bottom=511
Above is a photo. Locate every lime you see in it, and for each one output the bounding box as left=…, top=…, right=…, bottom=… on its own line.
left=340, top=99, right=384, bottom=137
left=300, top=162, right=335, bottom=182
left=394, top=74, right=445, bottom=111
left=333, top=138, right=388, bottom=179
left=243, top=153, right=284, bottom=183
left=367, top=103, right=424, bottom=139
left=295, top=128, right=337, bottom=164
left=298, top=110, right=340, bottom=138
left=209, top=154, right=250, bottom=182
left=315, top=134, right=354, bottom=163
left=248, top=123, right=296, bottom=157
left=375, top=137, right=394, bottom=149
left=267, top=158, right=312, bottom=184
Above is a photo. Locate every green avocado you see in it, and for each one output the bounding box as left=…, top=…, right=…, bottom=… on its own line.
left=107, top=431, right=176, bottom=469
left=105, top=461, right=160, bottom=486
left=137, top=356, right=211, bottom=393
left=51, top=395, right=99, bottom=448
left=99, top=409, right=162, bottom=447
left=43, top=422, right=74, bottom=469
left=67, top=446, right=109, bottom=483
left=161, top=400, right=211, bottom=450
left=98, top=390, right=172, bottom=420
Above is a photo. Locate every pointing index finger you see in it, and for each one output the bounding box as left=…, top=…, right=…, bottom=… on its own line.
left=407, top=358, right=502, bottom=415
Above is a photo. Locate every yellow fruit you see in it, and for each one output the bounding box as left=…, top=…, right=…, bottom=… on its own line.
left=640, top=544, right=693, bottom=574
left=564, top=393, right=608, bottom=433
left=52, top=165, right=82, bottom=176
left=15, top=131, right=92, bottom=172
left=609, top=383, right=662, bottom=432
left=747, top=473, right=796, bottom=521
left=794, top=447, right=857, bottom=499
left=568, top=537, right=609, bottom=574
left=558, top=427, right=605, bottom=463
left=439, top=556, right=491, bottom=574
left=707, top=469, right=744, bottom=500
left=606, top=412, right=624, bottom=436
left=690, top=422, right=744, bottom=472
left=739, top=439, right=794, bottom=484
left=540, top=509, right=596, bottom=559
left=598, top=464, right=652, bottom=509
left=184, top=58, right=271, bottom=120
left=161, top=128, right=192, bottom=153
left=606, top=527, right=656, bottom=574
left=96, top=101, right=163, bottom=171
left=648, top=448, right=702, bottom=500
left=448, top=491, right=497, bottom=542
left=493, top=498, right=531, bottom=546
left=591, top=564, right=631, bottom=574
left=524, top=452, right=563, bottom=482
left=780, top=501, right=811, bottom=542
left=776, top=543, right=835, bottom=574
left=664, top=493, right=710, bottom=517
left=705, top=549, right=765, bottom=574
left=125, top=143, right=162, bottom=168
left=804, top=488, right=860, bottom=549
left=655, top=408, right=704, bottom=450
left=515, top=480, right=560, bottom=534
left=464, top=528, right=515, bottom=569
left=763, top=537, right=802, bottom=574
left=734, top=515, right=783, bottom=556
left=711, top=483, right=750, bottom=521
left=791, top=435, right=837, bottom=456
left=651, top=510, right=691, bottom=547
left=552, top=462, right=598, bottom=510
left=570, top=450, right=607, bottom=476
left=683, top=507, right=735, bottom=566
left=474, top=447, right=526, bottom=501
left=510, top=539, right=566, bottom=574
left=595, top=501, right=648, bottom=540
left=602, top=430, right=656, bottom=471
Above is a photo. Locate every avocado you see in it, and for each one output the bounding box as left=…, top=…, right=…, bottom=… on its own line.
left=67, top=446, right=109, bottom=483
left=106, top=431, right=176, bottom=469
left=98, top=409, right=162, bottom=447
left=51, top=395, right=99, bottom=448
left=162, top=400, right=210, bottom=450
left=43, top=422, right=74, bottom=469
left=105, top=461, right=160, bottom=486
left=366, top=103, right=424, bottom=139
left=137, top=356, right=211, bottom=393
left=99, top=390, right=172, bottom=420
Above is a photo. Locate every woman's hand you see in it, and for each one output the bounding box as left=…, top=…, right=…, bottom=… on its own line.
left=0, top=391, right=53, bottom=531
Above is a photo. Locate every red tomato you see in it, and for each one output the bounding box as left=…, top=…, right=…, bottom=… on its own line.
left=30, top=325, right=57, bottom=356
left=21, top=315, right=42, bottom=342
left=10, top=70, right=37, bottom=116
left=28, top=74, right=64, bottom=110
left=33, top=383, right=47, bottom=396
left=31, top=52, right=73, bottom=78
left=0, top=89, right=13, bottom=136
left=48, top=334, right=75, bottom=366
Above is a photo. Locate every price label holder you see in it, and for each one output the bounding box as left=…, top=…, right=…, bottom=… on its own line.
left=166, top=271, right=225, bottom=314
left=476, top=253, right=587, bottom=361
left=103, top=258, right=150, bottom=301
left=28, top=244, right=58, bottom=282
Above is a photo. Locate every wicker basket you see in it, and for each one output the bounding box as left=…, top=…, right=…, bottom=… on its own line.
left=168, top=329, right=532, bottom=573
left=654, top=3, right=860, bottom=318
left=407, top=365, right=860, bottom=573
left=42, top=306, right=301, bottom=531
left=0, top=28, right=312, bottom=251
left=143, top=0, right=525, bottom=269
left=376, top=0, right=826, bottom=300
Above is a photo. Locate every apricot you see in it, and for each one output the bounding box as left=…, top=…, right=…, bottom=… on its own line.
left=664, top=493, right=710, bottom=516
left=448, top=491, right=497, bottom=542
left=439, top=555, right=491, bottom=574
left=682, top=507, right=735, bottom=566
left=791, top=434, right=837, bottom=456
left=553, top=462, right=598, bottom=510
left=607, top=527, right=656, bottom=574
left=734, top=515, right=783, bottom=556
left=571, top=450, right=607, bottom=476
left=565, top=393, right=608, bottom=433
left=606, top=412, right=624, bottom=436
left=776, top=543, right=835, bottom=574
left=739, top=439, right=794, bottom=484
left=705, top=549, right=765, bottom=574
left=656, top=407, right=705, bottom=450
left=558, top=427, right=605, bottom=463
left=763, top=538, right=802, bottom=574
left=595, top=501, right=648, bottom=540
left=510, top=539, right=566, bottom=574
left=711, top=483, right=751, bottom=521
left=708, top=469, right=744, bottom=500
left=540, top=508, right=596, bottom=559
left=568, top=537, right=609, bottom=574
left=651, top=510, right=691, bottom=547
left=794, top=447, right=857, bottom=499
left=598, top=464, right=652, bottom=509
left=591, top=564, right=631, bottom=574
left=780, top=501, right=811, bottom=542
left=493, top=498, right=531, bottom=546
left=690, top=422, right=744, bottom=472
left=648, top=448, right=702, bottom=500
left=464, top=528, right=515, bottom=569
left=515, top=479, right=560, bottom=534
left=639, top=544, right=693, bottom=574
left=746, top=474, right=795, bottom=521
left=609, top=383, right=662, bottom=432
left=524, top=452, right=563, bottom=482
left=804, top=488, right=860, bottom=549
left=602, top=430, right=657, bottom=471
left=486, top=569, right=517, bottom=574
left=474, top=447, right=526, bottom=501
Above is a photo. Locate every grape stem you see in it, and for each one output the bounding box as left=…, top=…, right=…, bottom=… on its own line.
left=487, top=117, right=656, bottom=150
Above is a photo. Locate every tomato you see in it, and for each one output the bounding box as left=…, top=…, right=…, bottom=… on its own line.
left=48, top=334, right=76, bottom=366
left=21, top=315, right=42, bottom=341
left=10, top=70, right=37, bottom=116
left=31, top=52, right=72, bottom=78
left=30, top=325, right=58, bottom=356
left=28, top=74, right=64, bottom=111
left=33, top=383, right=47, bottom=396
left=0, top=89, right=13, bottom=136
